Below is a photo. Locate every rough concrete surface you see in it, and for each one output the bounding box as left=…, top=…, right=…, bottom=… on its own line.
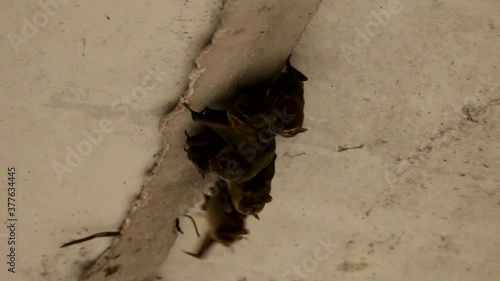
left=0, top=0, right=499, bottom=281
left=78, top=0, right=321, bottom=280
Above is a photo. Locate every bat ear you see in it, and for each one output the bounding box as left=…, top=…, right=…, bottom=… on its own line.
left=285, top=54, right=308, bottom=81
left=263, top=194, right=273, bottom=203
left=296, top=71, right=308, bottom=82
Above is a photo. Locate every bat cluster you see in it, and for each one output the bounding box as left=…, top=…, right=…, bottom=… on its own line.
left=183, top=55, right=308, bottom=259
left=58, top=55, right=308, bottom=259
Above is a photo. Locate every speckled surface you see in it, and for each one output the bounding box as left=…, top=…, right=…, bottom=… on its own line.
left=1, top=0, right=499, bottom=281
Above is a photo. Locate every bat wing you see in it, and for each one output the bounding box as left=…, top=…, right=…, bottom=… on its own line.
left=184, top=104, right=248, bottom=146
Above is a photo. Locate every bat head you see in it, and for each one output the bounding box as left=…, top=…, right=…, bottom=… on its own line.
left=208, top=155, right=251, bottom=182
left=267, top=96, right=306, bottom=138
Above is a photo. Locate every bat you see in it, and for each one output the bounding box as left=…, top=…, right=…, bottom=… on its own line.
left=184, top=105, right=247, bottom=145
left=223, top=55, right=308, bottom=138
left=227, top=153, right=276, bottom=219
left=184, top=181, right=249, bottom=259
left=207, top=137, right=276, bottom=183
left=226, top=82, right=272, bottom=134
left=264, top=54, right=308, bottom=138
left=184, top=104, right=277, bottom=183
left=184, top=129, right=227, bottom=178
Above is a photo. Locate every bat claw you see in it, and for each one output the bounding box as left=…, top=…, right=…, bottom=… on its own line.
left=184, top=251, right=201, bottom=259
